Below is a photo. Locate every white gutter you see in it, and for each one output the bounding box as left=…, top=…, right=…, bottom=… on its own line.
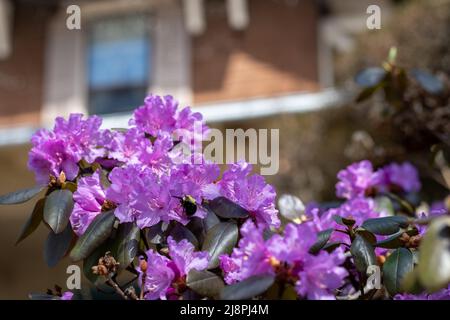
left=0, top=88, right=353, bottom=147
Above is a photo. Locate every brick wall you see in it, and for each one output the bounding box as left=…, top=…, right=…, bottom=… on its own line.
left=0, top=3, right=53, bottom=127
left=192, top=0, right=320, bottom=103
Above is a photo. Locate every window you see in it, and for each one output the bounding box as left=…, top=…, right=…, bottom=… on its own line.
left=87, top=14, right=150, bottom=115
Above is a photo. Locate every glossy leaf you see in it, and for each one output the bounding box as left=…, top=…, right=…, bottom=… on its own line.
left=202, top=222, right=238, bottom=269
left=309, top=228, right=333, bottom=254
left=333, top=215, right=355, bottom=227
left=15, top=198, right=45, bottom=245
left=0, top=185, right=44, bottom=205
left=383, top=248, right=414, bottom=296
left=278, top=194, right=305, bottom=222
left=113, top=222, right=140, bottom=270
left=43, top=189, right=74, bottom=234
left=220, top=274, right=275, bottom=300
left=355, top=67, right=386, bottom=87
left=187, top=209, right=220, bottom=244
left=361, top=216, right=409, bottom=235
left=70, top=210, right=116, bottom=262
left=169, top=223, right=199, bottom=249
left=44, top=224, right=74, bottom=268
left=350, top=234, right=376, bottom=273
left=417, top=217, right=450, bottom=292
left=186, top=269, right=224, bottom=298
left=207, top=197, right=249, bottom=219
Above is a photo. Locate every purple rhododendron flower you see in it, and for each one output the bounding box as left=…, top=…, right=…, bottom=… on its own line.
left=381, top=162, right=421, bottom=193
left=107, top=165, right=177, bottom=228
left=219, top=221, right=273, bottom=284
left=60, top=291, right=74, bottom=300
left=28, top=114, right=103, bottom=184
left=220, top=221, right=347, bottom=299
left=336, top=160, right=383, bottom=200
left=142, top=237, right=209, bottom=300
left=70, top=170, right=106, bottom=236
left=219, top=162, right=280, bottom=228
left=394, top=285, right=450, bottom=300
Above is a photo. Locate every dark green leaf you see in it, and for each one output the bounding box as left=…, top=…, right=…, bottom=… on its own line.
left=355, top=228, right=377, bottom=245
left=350, top=234, right=376, bottom=272
left=376, top=228, right=419, bottom=249
left=411, top=69, right=444, bottom=94
left=70, top=210, right=116, bottom=261
left=187, top=209, right=220, bottom=244
left=383, top=248, right=414, bottom=296
left=278, top=194, right=305, bottom=222
left=220, top=274, right=275, bottom=300
left=207, top=197, right=249, bottom=219
left=333, top=215, right=355, bottom=227
left=43, top=189, right=74, bottom=234
left=202, top=222, right=238, bottom=269
left=44, top=224, right=74, bottom=268
left=309, top=228, right=333, bottom=254
left=323, top=242, right=342, bottom=253
left=0, top=185, right=44, bottom=205
left=361, top=216, right=409, bottom=235
left=186, top=269, right=224, bottom=298
left=15, top=198, right=45, bottom=245
left=28, top=293, right=60, bottom=300
left=356, top=84, right=383, bottom=103
left=355, top=67, right=386, bottom=87
left=113, top=222, right=140, bottom=270
left=169, top=223, right=199, bottom=249
left=417, top=217, right=450, bottom=292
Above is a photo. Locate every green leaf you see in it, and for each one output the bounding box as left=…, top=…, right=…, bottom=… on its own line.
left=169, top=223, right=199, bottom=249
left=15, top=198, right=45, bottom=245
left=309, top=228, right=333, bottom=254
left=70, top=210, right=116, bottom=262
left=355, top=84, right=383, bottom=103
left=332, top=215, right=355, bottom=227
left=0, top=185, right=44, bottom=205
left=323, top=241, right=342, bottom=253
left=201, top=222, right=238, bottom=269
left=376, top=228, right=419, bottom=249
left=43, top=189, right=74, bottom=234
left=355, top=67, right=386, bottom=87
left=113, top=222, right=140, bottom=270
left=278, top=194, right=305, bottom=222
left=361, top=216, right=409, bottom=235
left=417, top=217, right=450, bottom=292
left=350, top=234, right=376, bottom=272
left=220, top=274, right=275, bottom=300
left=187, top=209, right=220, bottom=244
left=383, top=248, right=414, bottom=296
left=28, top=293, right=60, bottom=300
left=355, top=228, right=377, bottom=245
left=186, top=269, right=224, bottom=298
left=44, top=224, right=74, bottom=268
left=207, top=197, right=249, bottom=219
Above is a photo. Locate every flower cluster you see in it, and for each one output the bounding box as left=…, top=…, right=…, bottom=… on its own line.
left=220, top=220, right=347, bottom=300
left=28, top=95, right=279, bottom=235
left=140, top=237, right=209, bottom=300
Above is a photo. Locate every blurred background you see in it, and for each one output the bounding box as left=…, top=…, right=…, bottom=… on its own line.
left=0, top=0, right=448, bottom=299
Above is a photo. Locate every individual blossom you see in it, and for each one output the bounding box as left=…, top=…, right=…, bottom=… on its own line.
left=28, top=114, right=103, bottom=184
left=106, top=165, right=179, bottom=228
left=219, top=221, right=273, bottom=284
left=141, top=237, right=209, bottom=300
left=60, top=291, right=74, bottom=300
left=70, top=171, right=107, bottom=236
left=219, top=162, right=280, bottom=228
left=105, top=128, right=150, bottom=165
left=336, top=160, right=383, bottom=200
left=380, top=162, right=421, bottom=194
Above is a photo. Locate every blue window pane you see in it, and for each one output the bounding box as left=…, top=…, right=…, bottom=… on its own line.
left=87, top=15, right=150, bottom=114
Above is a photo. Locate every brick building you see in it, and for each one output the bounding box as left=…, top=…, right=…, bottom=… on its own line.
left=0, top=0, right=392, bottom=298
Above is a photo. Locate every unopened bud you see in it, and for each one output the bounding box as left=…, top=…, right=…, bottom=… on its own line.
left=139, top=259, right=148, bottom=273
